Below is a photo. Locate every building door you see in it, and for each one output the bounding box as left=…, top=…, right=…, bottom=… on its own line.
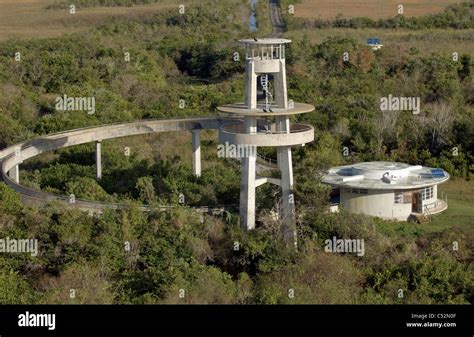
left=412, top=191, right=420, bottom=213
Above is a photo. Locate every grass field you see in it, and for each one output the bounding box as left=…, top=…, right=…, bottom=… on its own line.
left=376, top=178, right=474, bottom=237
left=285, top=0, right=474, bottom=56
left=434, top=178, right=474, bottom=229
left=0, top=0, right=193, bottom=41
left=295, top=0, right=465, bottom=19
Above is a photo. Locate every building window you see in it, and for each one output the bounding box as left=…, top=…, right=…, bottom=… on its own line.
left=394, top=192, right=403, bottom=204
left=395, top=191, right=413, bottom=204
left=421, top=186, right=434, bottom=201
left=402, top=191, right=412, bottom=204
left=351, top=188, right=368, bottom=195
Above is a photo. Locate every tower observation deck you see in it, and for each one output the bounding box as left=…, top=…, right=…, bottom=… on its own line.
left=217, top=38, right=315, bottom=240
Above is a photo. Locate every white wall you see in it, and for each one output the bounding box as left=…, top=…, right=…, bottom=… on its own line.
left=340, top=188, right=412, bottom=221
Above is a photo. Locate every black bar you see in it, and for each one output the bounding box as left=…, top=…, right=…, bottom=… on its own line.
left=0, top=305, right=472, bottom=337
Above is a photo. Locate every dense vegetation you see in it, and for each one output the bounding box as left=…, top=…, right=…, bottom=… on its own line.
left=1, top=181, right=472, bottom=304
left=46, top=0, right=188, bottom=10
left=0, top=0, right=472, bottom=304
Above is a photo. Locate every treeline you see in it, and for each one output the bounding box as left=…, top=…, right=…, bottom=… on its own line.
left=286, top=36, right=474, bottom=179
left=288, top=1, right=474, bottom=30
left=0, top=182, right=472, bottom=304
left=1, top=1, right=248, bottom=205
left=0, top=0, right=472, bottom=180
left=0, top=2, right=246, bottom=145
left=46, top=0, right=179, bottom=10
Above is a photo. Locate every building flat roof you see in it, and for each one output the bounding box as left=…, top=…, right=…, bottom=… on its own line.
left=322, top=161, right=450, bottom=190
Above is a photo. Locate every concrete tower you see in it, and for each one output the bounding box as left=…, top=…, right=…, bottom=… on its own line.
left=218, top=38, right=314, bottom=239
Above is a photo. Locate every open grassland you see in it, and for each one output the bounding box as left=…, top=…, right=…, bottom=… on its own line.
left=285, top=27, right=474, bottom=56
left=295, top=0, right=465, bottom=19
left=377, top=179, right=474, bottom=237
left=434, top=178, right=474, bottom=230
left=0, top=0, right=216, bottom=41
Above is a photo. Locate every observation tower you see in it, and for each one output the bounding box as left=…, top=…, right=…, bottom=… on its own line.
left=218, top=38, right=315, bottom=237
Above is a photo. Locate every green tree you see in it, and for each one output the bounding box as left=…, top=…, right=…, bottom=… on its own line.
left=0, top=271, right=36, bottom=304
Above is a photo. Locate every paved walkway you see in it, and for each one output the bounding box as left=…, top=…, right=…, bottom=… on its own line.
left=267, top=0, right=285, bottom=38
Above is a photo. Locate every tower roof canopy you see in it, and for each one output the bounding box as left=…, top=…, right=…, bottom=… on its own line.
left=239, top=38, right=291, bottom=45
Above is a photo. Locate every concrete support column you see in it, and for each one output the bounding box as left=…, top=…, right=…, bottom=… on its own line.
left=278, top=146, right=294, bottom=215
left=276, top=115, right=296, bottom=246
left=244, top=60, right=257, bottom=109
left=96, top=140, right=102, bottom=180
left=274, top=59, right=288, bottom=109
left=192, top=130, right=201, bottom=177
left=8, top=165, right=19, bottom=184
left=240, top=116, right=257, bottom=230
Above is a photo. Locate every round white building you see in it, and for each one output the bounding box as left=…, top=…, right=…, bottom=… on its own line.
left=322, top=161, right=449, bottom=221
